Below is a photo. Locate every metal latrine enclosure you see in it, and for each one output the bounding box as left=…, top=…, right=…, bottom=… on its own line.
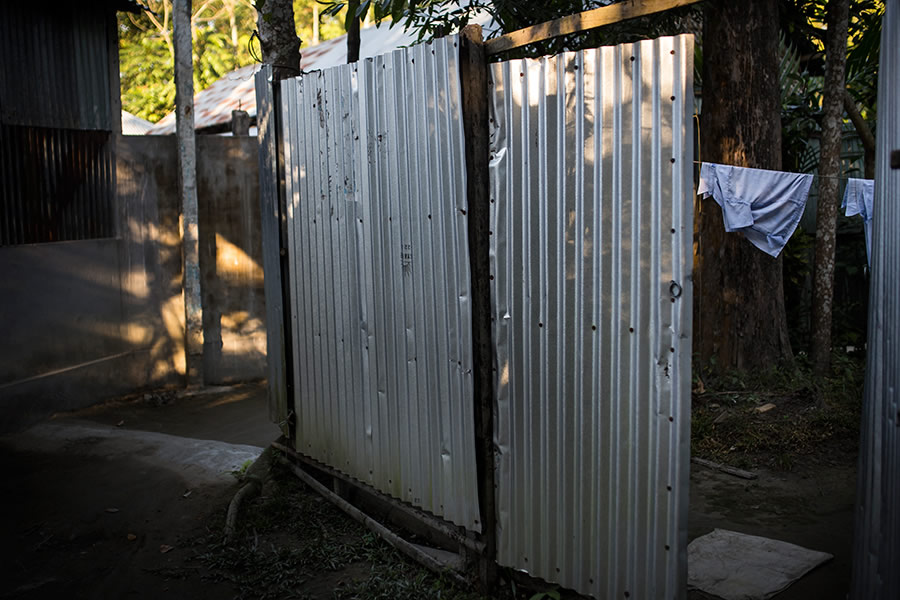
left=489, top=35, right=694, bottom=599
left=259, top=29, right=694, bottom=599
left=275, top=35, right=482, bottom=532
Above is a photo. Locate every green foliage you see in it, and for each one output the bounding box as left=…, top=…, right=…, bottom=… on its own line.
left=119, top=27, right=176, bottom=123
left=320, top=0, right=699, bottom=58
left=119, top=0, right=348, bottom=123
left=195, top=461, right=480, bottom=600
left=118, top=1, right=261, bottom=123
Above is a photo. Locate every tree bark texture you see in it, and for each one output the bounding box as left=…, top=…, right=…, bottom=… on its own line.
left=255, top=0, right=301, bottom=80
left=810, top=0, right=849, bottom=376
left=695, top=0, right=792, bottom=372
left=843, top=90, right=875, bottom=180
left=347, top=1, right=361, bottom=63
left=174, top=0, right=204, bottom=385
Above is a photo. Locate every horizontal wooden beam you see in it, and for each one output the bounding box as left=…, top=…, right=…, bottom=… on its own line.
left=484, top=0, right=704, bottom=56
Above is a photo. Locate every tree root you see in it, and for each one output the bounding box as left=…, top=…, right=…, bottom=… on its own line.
left=224, top=445, right=275, bottom=543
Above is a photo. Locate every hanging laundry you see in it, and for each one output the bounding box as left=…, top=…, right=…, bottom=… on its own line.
left=842, top=178, right=874, bottom=265
left=698, top=162, right=814, bottom=257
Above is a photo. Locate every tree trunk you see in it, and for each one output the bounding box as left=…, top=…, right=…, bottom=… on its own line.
left=255, top=0, right=300, bottom=80
left=347, top=1, right=361, bottom=63
left=313, top=3, right=320, bottom=45
left=810, top=0, right=850, bottom=376
left=695, top=0, right=793, bottom=372
left=174, top=0, right=204, bottom=385
left=843, top=90, right=875, bottom=180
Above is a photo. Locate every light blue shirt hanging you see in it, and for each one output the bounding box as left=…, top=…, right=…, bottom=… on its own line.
left=698, top=162, right=814, bottom=257
left=842, top=178, right=874, bottom=265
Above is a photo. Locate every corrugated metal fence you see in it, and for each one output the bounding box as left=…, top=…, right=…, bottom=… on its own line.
left=261, top=32, right=694, bottom=598
left=851, top=1, right=900, bottom=597
left=277, top=35, right=482, bottom=532
left=489, top=35, right=694, bottom=599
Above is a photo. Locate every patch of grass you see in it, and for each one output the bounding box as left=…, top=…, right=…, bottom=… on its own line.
left=691, top=351, right=864, bottom=470
left=191, top=462, right=485, bottom=600
left=333, top=534, right=480, bottom=600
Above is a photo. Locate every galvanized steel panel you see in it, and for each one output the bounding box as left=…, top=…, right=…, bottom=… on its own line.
left=489, top=35, right=694, bottom=598
left=279, top=35, right=481, bottom=531
left=851, top=1, right=900, bottom=597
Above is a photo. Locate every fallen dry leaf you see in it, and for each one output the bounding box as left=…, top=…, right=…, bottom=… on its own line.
left=159, top=544, right=174, bottom=553
left=127, top=534, right=137, bottom=541
left=755, top=403, right=777, bottom=414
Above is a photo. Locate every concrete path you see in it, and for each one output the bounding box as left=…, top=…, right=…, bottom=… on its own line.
left=0, top=381, right=279, bottom=599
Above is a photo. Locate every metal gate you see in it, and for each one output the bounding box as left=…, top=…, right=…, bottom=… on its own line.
left=489, top=34, right=694, bottom=599
left=259, top=31, right=694, bottom=599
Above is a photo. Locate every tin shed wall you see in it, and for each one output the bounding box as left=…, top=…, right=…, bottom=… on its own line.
left=489, top=35, right=694, bottom=599
left=0, top=4, right=113, bottom=131
left=279, top=35, right=481, bottom=531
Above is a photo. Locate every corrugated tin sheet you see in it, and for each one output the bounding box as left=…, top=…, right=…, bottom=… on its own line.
left=0, top=4, right=113, bottom=131
left=489, top=34, right=694, bottom=599
left=0, top=124, right=115, bottom=245
left=851, top=1, right=900, bottom=597
left=279, top=35, right=481, bottom=531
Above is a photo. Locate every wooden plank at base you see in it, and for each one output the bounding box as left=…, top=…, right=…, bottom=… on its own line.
left=484, top=0, right=704, bottom=56
left=691, top=457, right=758, bottom=480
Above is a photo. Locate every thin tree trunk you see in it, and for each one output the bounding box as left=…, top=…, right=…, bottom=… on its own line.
left=347, top=1, right=361, bottom=63
left=255, top=0, right=301, bottom=80
left=810, top=0, right=849, bottom=377
left=313, top=3, right=320, bottom=45
left=695, top=0, right=793, bottom=372
left=174, top=0, right=204, bottom=385
left=843, top=90, right=875, bottom=180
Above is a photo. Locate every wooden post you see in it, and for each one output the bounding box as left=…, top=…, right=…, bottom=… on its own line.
left=459, top=24, right=497, bottom=593
left=231, top=109, right=251, bottom=136
left=174, top=0, right=204, bottom=386
left=255, top=65, right=292, bottom=433
left=483, top=0, right=703, bottom=56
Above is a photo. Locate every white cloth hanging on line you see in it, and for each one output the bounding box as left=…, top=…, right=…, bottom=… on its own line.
left=842, top=178, right=875, bottom=265
left=698, top=162, right=814, bottom=257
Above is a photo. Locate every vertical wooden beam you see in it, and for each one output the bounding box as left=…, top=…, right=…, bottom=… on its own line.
left=255, top=65, right=291, bottom=434
left=458, top=24, right=497, bottom=592
left=231, top=109, right=251, bottom=136
left=174, top=0, right=204, bottom=386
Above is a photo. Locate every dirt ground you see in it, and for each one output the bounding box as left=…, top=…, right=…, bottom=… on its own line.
left=0, top=381, right=859, bottom=599
left=688, top=455, right=857, bottom=599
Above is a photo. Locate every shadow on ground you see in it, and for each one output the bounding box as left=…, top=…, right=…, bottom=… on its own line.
left=0, top=381, right=858, bottom=599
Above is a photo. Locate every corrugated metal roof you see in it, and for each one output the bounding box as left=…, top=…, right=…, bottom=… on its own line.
left=489, top=34, right=694, bottom=599
left=121, top=110, right=153, bottom=135
left=148, top=23, right=421, bottom=135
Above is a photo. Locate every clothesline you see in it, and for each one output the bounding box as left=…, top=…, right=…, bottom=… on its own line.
left=692, top=160, right=868, bottom=183
left=698, top=162, right=874, bottom=264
